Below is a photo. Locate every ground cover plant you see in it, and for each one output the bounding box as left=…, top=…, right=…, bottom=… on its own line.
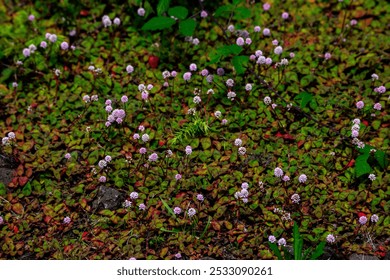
left=0, top=0, right=389, bottom=260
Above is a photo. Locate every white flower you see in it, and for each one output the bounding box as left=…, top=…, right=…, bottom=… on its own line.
left=368, top=174, right=376, bottom=181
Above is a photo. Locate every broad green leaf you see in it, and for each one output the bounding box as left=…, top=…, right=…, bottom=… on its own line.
left=22, top=182, right=32, bottom=196
left=141, top=16, right=176, bottom=31
left=294, top=92, right=313, bottom=108
left=157, top=0, right=171, bottom=15
left=168, top=6, right=188, bottom=20
left=232, top=55, right=249, bottom=75
left=374, top=149, right=388, bottom=169
left=179, top=18, right=196, bottom=36
left=233, top=7, right=251, bottom=20
left=214, top=5, right=233, bottom=17
left=217, top=44, right=243, bottom=56
left=355, top=153, right=371, bottom=178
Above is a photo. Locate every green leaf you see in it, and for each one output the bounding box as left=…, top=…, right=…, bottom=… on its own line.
left=217, top=44, right=243, bottom=56
left=179, top=18, right=196, bottom=36
left=161, top=197, right=175, bottom=218
left=232, top=55, right=249, bottom=75
left=310, top=241, right=325, bottom=260
left=294, top=92, right=313, bottom=108
left=268, top=242, right=283, bottom=260
left=22, top=182, right=32, bottom=196
left=233, top=7, right=251, bottom=20
left=293, top=222, right=303, bottom=260
left=214, top=5, right=233, bottom=18
left=157, top=0, right=171, bottom=16
left=141, top=16, right=176, bottom=31
left=355, top=153, right=371, bottom=178
left=200, top=137, right=211, bottom=150
left=199, top=216, right=211, bottom=239
left=0, top=183, right=6, bottom=196
left=374, top=149, right=388, bottom=169
left=168, top=6, right=188, bottom=20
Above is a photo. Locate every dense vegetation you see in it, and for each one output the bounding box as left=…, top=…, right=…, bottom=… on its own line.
left=0, top=0, right=389, bottom=260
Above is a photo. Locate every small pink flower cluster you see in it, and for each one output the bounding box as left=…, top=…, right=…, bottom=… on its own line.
left=234, top=182, right=250, bottom=203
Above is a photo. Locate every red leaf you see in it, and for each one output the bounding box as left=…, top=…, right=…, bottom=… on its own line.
left=18, top=176, right=28, bottom=186
left=362, top=120, right=369, bottom=126
left=158, top=140, right=165, bottom=147
left=358, top=212, right=366, bottom=218
left=80, top=10, right=89, bottom=16
left=82, top=231, right=89, bottom=240
left=347, top=159, right=355, bottom=167
left=13, top=225, right=18, bottom=234
left=297, top=140, right=305, bottom=148
left=282, top=133, right=294, bottom=140
left=148, top=56, right=159, bottom=69
left=275, top=131, right=283, bottom=138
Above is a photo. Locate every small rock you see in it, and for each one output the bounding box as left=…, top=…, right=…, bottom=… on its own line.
left=92, top=185, right=125, bottom=210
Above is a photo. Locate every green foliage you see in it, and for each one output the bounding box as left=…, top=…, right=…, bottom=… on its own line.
left=169, top=114, right=210, bottom=146
left=268, top=222, right=325, bottom=260
left=157, top=0, right=171, bottom=16
left=179, top=18, right=196, bottom=36
left=141, top=16, right=176, bottom=31
left=168, top=6, right=188, bottom=20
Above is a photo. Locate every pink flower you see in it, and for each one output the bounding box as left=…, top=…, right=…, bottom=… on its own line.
left=298, top=174, right=307, bottom=183
left=173, top=207, right=182, bottom=215
left=254, top=26, right=261, bottom=32
left=371, top=214, right=379, bottom=223
left=137, top=8, right=145, bottom=16
left=183, top=72, right=192, bottom=81
left=263, top=28, right=270, bottom=36
left=189, top=63, right=197, bottom=71
left=28, top=14, right=35, bottom=21
left=138, top=203, right=146, bottom=211
left=359, top=216, right=368, bottom=225
left=121, top=95, right=128, bottom=103
left=268, top=235, right=276, bottom=243
left=290, top=52, right=295, bottom=58
left=175, top=253, right=182, bottom=259
left=274, top=167, right=284, bottom=178
left=200, top=10, right=208, bottom=18
left=263, top=3, right=271, bottom=11
left=278, top=238, right=286, bottom=246
left=63, top=216, right=71, bottom=224
left=282, top=175, right=290, bottom=182
left=65, top=153, right=71, bottom=159
left=139, top=147, right=147, bottom=154
left=245, top=38, right=252, bottom=45
left=236, top=37, right=244, bottom=46
left=0, top=216, right=4, bottom=225
left=373, top=103, right=382, bottom=111
left=60, top=42, right=69, bottom=50
left=282, top=12, right=289, bottom=19
left=175, top=174, right=182, bottom=181
left=148, top=153, right=158, bottom=162
left=324, top=52, right=332, bottom=60
left=196, top=194, right=204, bottom=201
left=188, top=208, right=196, bottom=217
left=326, top=234, right=335, bottom=243
left=356, top=101, right=364, bottom=109
left=99, top=176, right=106, bottom=182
